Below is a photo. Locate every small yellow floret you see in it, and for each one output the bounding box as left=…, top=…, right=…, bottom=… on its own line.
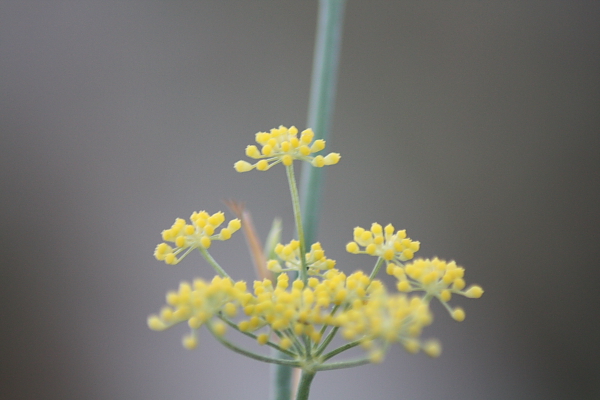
left=310, top=139, right=325, bottom=152
left=245, top=145, right=261, bottom=158
left=200, top=236, right=211, bottom=248
left=324, top=153, right=341, bottom=165
left=147, top=315, right=166, bottom=331
left=212, top=321, right=227, bottom=337
left=369, top=349, right=385, bottom=363
left=219, top=228, right=231, bottom=240
left=262, top=144, right=273, bottom=156
left=311, top=155, right=325, bottom=167
left=238, top=321, right=250, bottom=331
left=452, top=308, right=466, bottom=322
left=257, top=160, right=269, bottom=171
left=182, top=334, right=198, bottom=350
left=465, top=285, right=484, bottom=298
left=346, top=242, right=359, bottom=253
left=423, top=340, right=442, bottom=357
left=440, top=289, right=451, bottom=302
left=397, top=280, right=411, bottom=292
left=223, top=302, right=237, bottom=317
left=301, top=129, right=314, bottom=143
left=453, top=278, right=466, bottom=290
left=282, top=154, right=293, bottom=166
left=404, top=339, right=420, bottom=354
left=228, top=219, right=241, bottom=231
left=280, top=337, right=292, bottom=350
left=383, top=248, right=395, bottom=261
left=234, top=160, right=253, bottom=172
left=257, top=333, right=269, bottom=345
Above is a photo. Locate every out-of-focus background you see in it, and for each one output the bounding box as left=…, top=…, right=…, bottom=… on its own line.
left=1, top=1, right=599, bottom=399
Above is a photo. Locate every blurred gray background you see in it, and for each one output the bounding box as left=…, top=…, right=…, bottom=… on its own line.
left=1, top=1, right=599, bottom=399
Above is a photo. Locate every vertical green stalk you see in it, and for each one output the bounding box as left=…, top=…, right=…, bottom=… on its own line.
left=368, top=257, right=385, bottom=281
left=294, top=370, right=317, bottom=400
left=286, top=164, right=308, bottom=284
left=271, top=1, right=346, bottom=399
left=270, top=358, right=294, bottom=400
left=300, top=0, right=347, bottom=246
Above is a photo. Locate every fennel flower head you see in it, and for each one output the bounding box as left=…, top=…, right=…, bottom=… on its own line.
left=147, top=125, right=483, bottom=376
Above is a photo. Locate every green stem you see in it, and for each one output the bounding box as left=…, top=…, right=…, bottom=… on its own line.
left=198, top=246, right=230, bottom=278
left=207, top=323, right=299, bottom=367
left=270, top=355, right=294, bottom=400
left=314, top=325, right=339, bottom=356
left=316, top=357, right=371, bottom=371
left=218, top=316, right=296, bottom=357
left=368, top=257, right=385, bottom=281
left=321, top=338, right=362, bottom=361
left=299, top=0, right=347, bottom=247
left=286, top=164, right=308, bottom=283
left=274, top=1, right=346, bottom=399
left=313, top=304, right=341, bottom=356
left=295, top=370, right=317, bottom=400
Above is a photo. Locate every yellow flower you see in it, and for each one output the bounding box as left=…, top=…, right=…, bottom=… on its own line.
left=390, top=258, right=484, bottom=321
left=147, top=276, right=249, bottom=349
left=346, top=223, right=420, bottom=264
left=154, top=211, right=241, bottom=265
left=336, top=291, right=436, bottom=361
left=234, top=125, right=340, bottom=172
left=267, top=240, right=336, bottom=275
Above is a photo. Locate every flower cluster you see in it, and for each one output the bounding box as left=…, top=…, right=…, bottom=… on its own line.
left=148, top=125, right=483, bottom=377
left=148, top=268, right=438, bottom=362
left=337, top=292, right=439, bottom=362
left=267, top=241, right=336, bottom=275
left=346, top=223, right=420, bottom=264
left=234, top=125, right=340, bottom=172
left=388, top=258, right=484, bottom=321
left=147, top=276, right=249, bottom=349
left=154, top=211, right=241, bottom=265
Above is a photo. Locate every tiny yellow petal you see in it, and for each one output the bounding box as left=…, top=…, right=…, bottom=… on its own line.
left=346, top=242, right=359, bottom=253
left=219, top=228, right=231, bottom=240
left=310, top=139, right=325, bottom=153
left=256, top=160, right=269, bottom=171
left=323, top=153, right=340, bottom=165
left=423, top=340, right=442, bottom=357
left=227, top=219, right=241, bottom=231
left=301, top=129, right=314, bottom=143
left=245, top=145, right=261, bottom=158
left=200, top=236, right=211, bottom=248
left=147, top=315, right=166, bottom=331
left=282, top=154, right=293, bottom=166
left=257, top=333, right=269, bottom=345
left=234, top=160, right=253, bottom=172
left=453, top=278, right=466, bottom=290
left=299, top=145, right=311, bottom=156
left=279, top=337, right=292, bottom=350
left=452, top=308, right=466, bottom=322
left=182, top=334, right=198, bottom=350
left=465, top=285, right=484, bottom=298
left=440, top=289, right=451, bottom=302
left=213, top=321, right=227, bottom=337
left=311, top=155, right=325, bottom=167
left=262, top=144, right=273, bottom=156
